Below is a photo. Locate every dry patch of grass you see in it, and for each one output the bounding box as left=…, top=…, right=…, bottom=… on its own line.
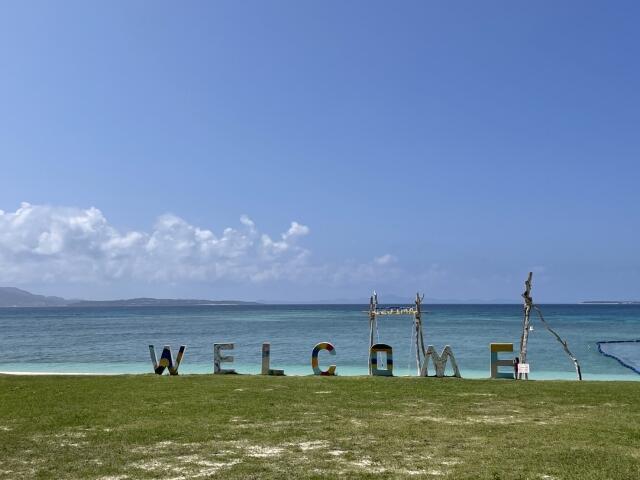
left=1, top=375, right=639, bottom=479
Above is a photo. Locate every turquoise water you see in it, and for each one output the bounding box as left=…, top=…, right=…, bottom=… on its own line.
left=0, top=304, right=638, bottom=380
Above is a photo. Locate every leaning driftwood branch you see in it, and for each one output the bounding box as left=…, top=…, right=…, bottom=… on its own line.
left=533, top=305, right=583, bottom=381
left=518, top=272, right=583, bottom=381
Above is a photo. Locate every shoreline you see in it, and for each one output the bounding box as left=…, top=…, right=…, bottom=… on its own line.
left=2, top=369, right=638, bottom=381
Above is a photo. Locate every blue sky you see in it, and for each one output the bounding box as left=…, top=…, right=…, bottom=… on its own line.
left=0, top=1, right=638, bottom=302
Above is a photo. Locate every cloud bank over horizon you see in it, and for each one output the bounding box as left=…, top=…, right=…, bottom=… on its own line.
left=0, top=202, right=629, bottom=303
left=0, top=203, right=396, bottom=294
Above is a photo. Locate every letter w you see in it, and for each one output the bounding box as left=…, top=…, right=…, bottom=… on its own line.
left=149, top=345, right=186, bottom=375
left=420, top=345, right=461, bottom=378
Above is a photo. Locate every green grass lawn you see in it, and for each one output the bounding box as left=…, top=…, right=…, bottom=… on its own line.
left=0, top=374, right=639, bottom=479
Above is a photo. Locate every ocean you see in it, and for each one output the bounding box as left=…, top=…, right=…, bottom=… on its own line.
left=1, top=304, right=638, bottom=380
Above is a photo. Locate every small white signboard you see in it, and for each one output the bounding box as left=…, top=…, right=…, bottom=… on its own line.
left=518, top=363, right=530, bottom=374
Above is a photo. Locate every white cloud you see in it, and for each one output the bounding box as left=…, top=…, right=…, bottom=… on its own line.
left=283, top=221, right=310, bottom=240
left=0, top=202, right=311, bottom=285
left=374, top=254, right=397, bottom=266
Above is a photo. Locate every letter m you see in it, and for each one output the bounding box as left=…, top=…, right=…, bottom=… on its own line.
left=420, top=345, right=461, bottom=378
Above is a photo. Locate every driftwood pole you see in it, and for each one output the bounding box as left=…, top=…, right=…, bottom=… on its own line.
left=368, top=291, right=378, bottom=375
left=414, top=293, right=426, bottom=374
left=518, top=272, right=533, bottom=379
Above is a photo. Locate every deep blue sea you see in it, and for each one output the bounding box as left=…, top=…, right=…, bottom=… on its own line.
left=1, top=304, right=638, bottom=380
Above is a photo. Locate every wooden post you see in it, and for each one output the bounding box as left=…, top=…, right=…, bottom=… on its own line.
left=414, top=293, right=426, bottom=375
left=261, top=342, right=270, bottom=375
left=368, top=291, right=377, bottom=375
left=518, top=272, right=533, bottom=379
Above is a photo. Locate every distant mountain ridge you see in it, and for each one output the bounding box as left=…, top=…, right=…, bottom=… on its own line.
left=3, top=287, right=609, bottom=307
left=0, top=287, right=68, bottom=307
left=0, top=287, right=257, bottom=307
left=72, top=298, right=258, bottom=307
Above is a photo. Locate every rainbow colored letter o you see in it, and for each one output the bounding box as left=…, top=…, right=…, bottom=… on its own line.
left=370, top=343, right=393, bottom=376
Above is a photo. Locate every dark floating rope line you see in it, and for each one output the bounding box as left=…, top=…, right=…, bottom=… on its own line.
left=597, top=340, right=640, bottom=375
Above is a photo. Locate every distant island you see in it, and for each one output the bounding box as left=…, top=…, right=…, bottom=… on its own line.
left=0, top=287, right=257, bottom=308
left=581, top=301, right=640, bottom=305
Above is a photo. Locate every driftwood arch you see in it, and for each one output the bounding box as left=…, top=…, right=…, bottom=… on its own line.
left=368, top=292, right=460, bottom=377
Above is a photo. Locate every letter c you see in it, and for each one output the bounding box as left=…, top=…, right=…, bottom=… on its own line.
left=311, top=342, right=336, bottom=376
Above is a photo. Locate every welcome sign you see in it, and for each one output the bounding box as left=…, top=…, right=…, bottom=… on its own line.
left=148, top=340, right=468, bottom=378
left=147, top=293, right=531, bottom=380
